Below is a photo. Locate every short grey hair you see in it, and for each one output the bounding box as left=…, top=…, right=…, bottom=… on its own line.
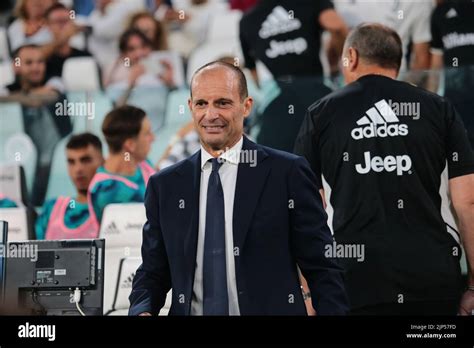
left=344, top=23, right=403, bottom=72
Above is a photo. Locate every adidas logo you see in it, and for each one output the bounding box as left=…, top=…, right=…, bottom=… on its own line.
left=104, top=221, right=120, bottom=234
left=259, top=6, right=301, bottom=39
left=351, top=99, right=409, bottom=140
left=446, top=8, right=458, bottom=19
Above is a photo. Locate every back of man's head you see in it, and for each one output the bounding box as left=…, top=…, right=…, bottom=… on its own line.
left=343, top=23, right=403, bottom=83
left=102, top=105, right=146, bottom=154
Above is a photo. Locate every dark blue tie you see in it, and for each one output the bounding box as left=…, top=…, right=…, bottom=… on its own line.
left=202, top=158, right=229, bottom=315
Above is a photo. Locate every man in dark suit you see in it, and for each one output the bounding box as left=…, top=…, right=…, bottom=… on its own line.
left=129, top=61, right=349, bottom=316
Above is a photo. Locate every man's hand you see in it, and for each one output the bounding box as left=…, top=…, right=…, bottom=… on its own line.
left=459, top=290, right=474, bottom=315
left=139, top=312, right=152, bottom=316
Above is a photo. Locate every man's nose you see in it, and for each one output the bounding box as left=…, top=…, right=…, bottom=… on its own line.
left=204, top=105, right=219, bottom=120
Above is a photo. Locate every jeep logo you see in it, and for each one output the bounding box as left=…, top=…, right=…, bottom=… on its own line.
left=355, top=151, right=412, bottom=176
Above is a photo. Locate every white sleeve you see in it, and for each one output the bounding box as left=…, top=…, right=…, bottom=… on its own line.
left=0, top=86, right=10, bottom=97
left=411, top=1, right=434, bottom=44
left=46, top=77, right=65, bottom=94
left=90, top=1, right=144, bottom=40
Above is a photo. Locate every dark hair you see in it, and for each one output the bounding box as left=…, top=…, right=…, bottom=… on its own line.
left=102, top=105, right=146, bottom=153
left=345, top=23, right=403, bottom=72
left=66, top=132, right=103, bottom=152
left=118, top=28, right=152, bottom=54
left=190, top=60, right=249, bottom=101
left=13, top=44, right=41, bottom=58
left=129, top=12, right=168, bottom=51
left=45, top=3, right=68, bottom=20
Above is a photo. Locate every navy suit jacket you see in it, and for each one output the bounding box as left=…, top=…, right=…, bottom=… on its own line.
left=129, top=136, right=349, bottom=315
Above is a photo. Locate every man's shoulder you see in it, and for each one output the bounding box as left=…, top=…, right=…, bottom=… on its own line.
left=251, top=141, right=303, bottom=171
left=150, top=151, right=199, bottom=183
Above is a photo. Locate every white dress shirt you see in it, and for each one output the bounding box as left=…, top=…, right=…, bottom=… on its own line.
left=190, top=137, right=243, bottom=315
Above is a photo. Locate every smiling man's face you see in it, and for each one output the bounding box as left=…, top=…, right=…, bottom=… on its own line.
left=189, top=65, right=253, bottom=155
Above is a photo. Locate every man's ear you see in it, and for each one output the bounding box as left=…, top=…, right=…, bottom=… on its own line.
left=243, top=97, right=254, bottom=118
left=348, top=47, right=359, bottom=72
left=188, top=98, right=193, bottom=112
left=123, top=138, right=136, bottom=155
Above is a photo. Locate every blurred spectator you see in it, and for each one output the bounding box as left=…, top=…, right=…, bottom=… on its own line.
left=103, top=29, right=173, bottom=89
left=333, top=0, right=433, bottom=70
left=167, top=0, right=228, bottom=57
left=431, top=0, right=474, bottom=148
left=128, top=11, right=168, bottom=51
left=42, top=3, right=91, bottom=80
left=36, top=133, right=104, bottom=239
left=88, top=0, right=144, bottom=69
left=239, top=0, right=347, bottom=152
left=0, top=45, right=72, bottom=205
left=230, top=0, right=258, bottom=12
left=7, top=0, right=56, bottom=52
left=88, top=105, right=155, bottom=225
left=157, top=120, right=199, bottom=169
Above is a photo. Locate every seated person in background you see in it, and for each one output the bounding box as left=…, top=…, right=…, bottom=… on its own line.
left=0, top=44, right=64, bottom=106
left=0, top=44, right=72, bottom=206
left=88, top=0, right=144, bottom=69
left=7, top=0, right=55, bottom=52
left=42, top=3, right=91, bottom=80
left=35, top=133, right=104, bottom=240
left=157, top=120, right=199, bottom=170
left=103, top=29, right=174, bottom=90
left=0, top=194, right=18, bottom=208
left=128, top=11, right=168, bottom=51
left=88, top=105, right=155, bottom=225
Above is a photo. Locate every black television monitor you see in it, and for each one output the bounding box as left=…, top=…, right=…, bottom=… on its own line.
left=2, top=239, right=105, bottom=315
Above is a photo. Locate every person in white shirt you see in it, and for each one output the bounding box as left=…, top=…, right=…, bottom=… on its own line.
left=7, top=0, right=55, bottom=52
left=87, top=0, right=144, bottom=69
left=333, top=0, right=434, bottom=70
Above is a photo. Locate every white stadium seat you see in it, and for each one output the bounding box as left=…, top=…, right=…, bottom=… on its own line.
left=45, top=137, right=76, bottom=201
left=99, top=203, right=146, bottom=314
left=186, top=40, right=244, bottom=85
left=148, top=88, right=192, bottom=161
left=62, top=57, right=101, bottom=92
left=0, top=134, right=37, bottom=196
left=0, top=27, right=10, bottom=63
left=0, top=62, right=14, bottom=88
left=0, top=103, right=24, bottom=136
left=206, top=10, right=242, bottom=43
left=0, top=207, right=30, bottom=241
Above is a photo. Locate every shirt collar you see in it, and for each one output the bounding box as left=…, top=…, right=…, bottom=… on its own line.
left=200, top=136, right=244, bottom=170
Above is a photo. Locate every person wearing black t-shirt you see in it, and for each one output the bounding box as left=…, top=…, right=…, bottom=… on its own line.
left=295, top=23, right=474, bottom=315
left=431, top=0, right=474, bottom=149
left=42, top=3, right=91, bottom=80
left=239, top=0, right=347, bottom=152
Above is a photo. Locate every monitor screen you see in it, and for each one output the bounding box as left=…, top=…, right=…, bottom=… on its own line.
left=2, top=239, right=105, bottom=315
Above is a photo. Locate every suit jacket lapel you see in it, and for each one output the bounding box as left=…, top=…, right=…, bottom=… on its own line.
left=232, top=136, right=270, bottom=252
